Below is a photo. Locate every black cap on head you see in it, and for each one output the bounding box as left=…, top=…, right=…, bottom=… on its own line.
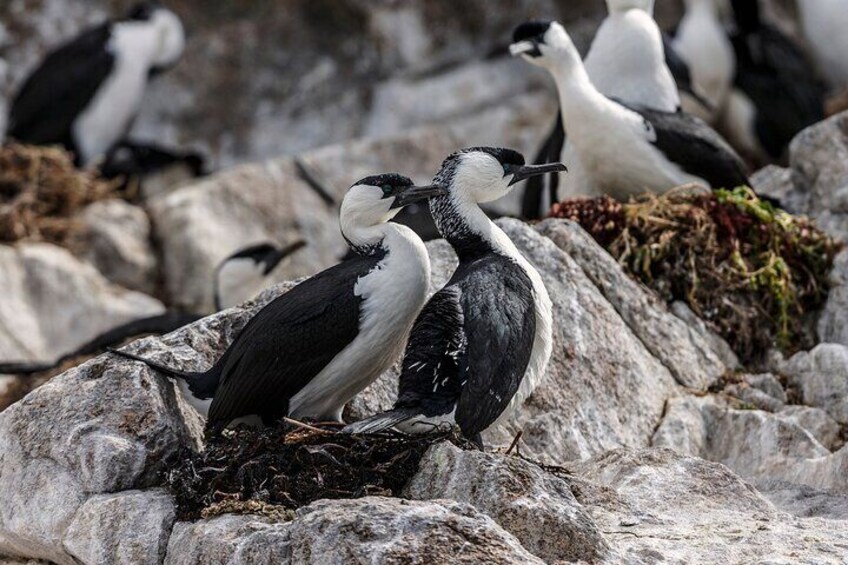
left=512, top=20, right=552, bottom=43
left=353, top=173, right=414, bottom=191
left=126, top=1, right=161, bottom=21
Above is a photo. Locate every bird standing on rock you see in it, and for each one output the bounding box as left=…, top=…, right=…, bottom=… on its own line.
left=6, top=2, right=185, bottom=167
left=511, top=20, right=753, bottom=203
left=524, top=0, right=707, bottom=217
left=111, top=175, right=445, bottom=434
left=345, top=148, right=559, bottom=446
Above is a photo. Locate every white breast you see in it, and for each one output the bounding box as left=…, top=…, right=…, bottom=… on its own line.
left=799, top=0, right=848, bottom=89
left=74, top=23, right=157, bottom=166
left=585, top=10, right=680, bottom=112
left=288, top=225, right=431, bottom=421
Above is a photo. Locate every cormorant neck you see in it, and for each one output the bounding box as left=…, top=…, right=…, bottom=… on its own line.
left=550, top=57, right=619, bottom=134
left=429, top=191, right=502, bottom=260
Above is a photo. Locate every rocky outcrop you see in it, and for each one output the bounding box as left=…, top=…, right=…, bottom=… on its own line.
left=780, top=343, right=848, bottom=426
left=818, top=249, right=848, bottom=346
left=0, top=243, right=164, bottom=367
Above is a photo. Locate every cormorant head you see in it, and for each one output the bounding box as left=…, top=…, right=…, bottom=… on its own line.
left=510, top=21, right=582, bottom=72
left=126, top=2, right=186, bottom=71
left=438, top=147, right=566, bottom=204
left=605, top=0, right=655, bottom=14
left=214, top=241, right=306, bottom=310
left=341, top=174, right=446, bottom=228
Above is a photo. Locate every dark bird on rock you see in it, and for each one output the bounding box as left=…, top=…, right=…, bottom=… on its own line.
left=110, top=175, right=444, bottom=434
left=345, top=148, right=559, bottom=446
left=6, top=2, right=185, bottom=167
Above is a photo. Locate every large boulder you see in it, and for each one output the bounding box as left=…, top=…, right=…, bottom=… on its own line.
left=781, top=343, right=848, bottom=426
left=818, top=249, right=848, bottom=346
left=0, top=243, right=164, bottom=366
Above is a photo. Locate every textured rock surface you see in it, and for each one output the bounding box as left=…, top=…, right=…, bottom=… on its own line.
left=537, top=219, right=727, bottom=390
left=63, top=490, right=175, bottom=565
left=78, top=200, right=159, bottom=296
left=819, top=249, right=848, bottom=346
left=777, top=405, right=843, bottom=451
left=0, top=243, right=164, bottom=366
left=781, top=343, right=848, bottom=425
left=405, top=442, right=609, bottom=563
left=164, top=514, right=290, bottom=565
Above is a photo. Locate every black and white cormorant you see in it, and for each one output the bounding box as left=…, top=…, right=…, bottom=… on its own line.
left=0, top=240, right=306, bottom=376
left=6, top=2, right=185, bottom=167
left=522, top=0, right=711, bottom=218
left=719, top=0, right=825, bottom=163
left=345, top=148, right=560, bottom=445
left=512, top=21, right=756, bottom=203
left=111, top=175, right=444, bottom=433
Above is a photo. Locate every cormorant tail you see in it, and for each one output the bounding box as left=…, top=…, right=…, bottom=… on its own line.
left=108, top=348, right=202, bottom=381
left=342, top=408, right=420, bottom=435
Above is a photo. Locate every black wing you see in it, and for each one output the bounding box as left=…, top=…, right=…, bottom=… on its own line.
left=8, top=24, right=115, bottom=154
left=626, top=103, right=750, bottom=189
left=522, top=112, right=565, bottom=219
left=662, top=33, right=708, bottom=111
left=397, top=255, right=535, bottom=437
left=207, top=255, right=380, bottom=426
left=730, top=27, right=825, bottom=159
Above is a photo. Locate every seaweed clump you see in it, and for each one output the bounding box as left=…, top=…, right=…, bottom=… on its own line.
left=0, top=143, right=117, bottom=248
left=550, top=187, right=841, bottom=363
left=165, top=422, right=473, bottom=521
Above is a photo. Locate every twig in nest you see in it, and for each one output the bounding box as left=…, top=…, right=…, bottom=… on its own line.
left=505, top=430, right=523, bottom=456
left=282, top=417, right=333, bottom=435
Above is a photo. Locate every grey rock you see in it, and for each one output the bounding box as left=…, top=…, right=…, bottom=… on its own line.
left=724, top=383, right=786, bottom=412
left=755, top=479, right=848, bottom=520
left=750, top=164, right=807, bottom=214
left=0, top=243, right=164, bottom=367
left=63, top=490, right=175, bottom=565
left=78, top=200, right=158, bottom=295
left=789, top=111, right=848, bottom=221
left=782, top=343, right=848, bottom=425
left=164, top=515, right=290, bottom=565
left=744, top=373, right=788, bottom=403
left=818, top=249, right=848, bottom=346
left=537, top=219, right=727, bottom=390
left=777, top=405, right=843, bottom=451
left=670, top=301, right=740, bottom=370
left=568, top=448, right=848, bottom=563
left=404, top=442, right=609, bottom=563
left=287, top=497, right=544, bottom=565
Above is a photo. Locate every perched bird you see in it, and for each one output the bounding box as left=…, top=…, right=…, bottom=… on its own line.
left=345, top=148, right=560, bottom=446
left=797, top=0, right=848, bottom=91
left=720, top=0, right=825, bottom=163
left=523, top=0, right=709, bottom=217
left=0, top=241, right=305, bottom=376
left=111, top=175, right=444, bottom=433
left=214, top=240, right=307, bottom=311
left=672, top=0, right=736, bottom=123
left=6, top=2, right=185, bottom=167
left=511, top=21, right=753, bottom=202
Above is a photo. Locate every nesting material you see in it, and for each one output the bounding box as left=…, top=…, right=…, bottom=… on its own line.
left=0, top=143, right=118, bottom=248
left=165, top=422, right=473, bottom=521
left=551, top=187, right=840, bottom=362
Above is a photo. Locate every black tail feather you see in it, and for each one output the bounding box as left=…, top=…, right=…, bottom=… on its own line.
left=107, top=348, right=200, bottom=381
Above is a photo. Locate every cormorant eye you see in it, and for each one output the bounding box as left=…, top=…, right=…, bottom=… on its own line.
left=382, top=184, right=393, bottom=195
left=503, top=164, right=516, bottom=177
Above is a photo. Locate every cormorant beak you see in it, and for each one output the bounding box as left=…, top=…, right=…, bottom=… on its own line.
left=262, top=240, right=307, bottom=275
left=507, top=163, right=567, bottom=186
left=509, top=40, right=542, bottom=58
left=390, top=184, right=448, bottom=209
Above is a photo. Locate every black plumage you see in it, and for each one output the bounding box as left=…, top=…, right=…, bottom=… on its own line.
left=7, top=25, right=115, bottom=162
left=626, top=102, right=750, bottom=189
left=112, top=253, right=383, bottom=433
left=729, top=0, right=825, bottom=159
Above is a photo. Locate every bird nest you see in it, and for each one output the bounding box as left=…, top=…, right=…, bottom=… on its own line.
left=164, top=421, right=474, bottom=521
left=0, top=143, right=118, bottom=248
left=550, top=187, right=841, bottom=363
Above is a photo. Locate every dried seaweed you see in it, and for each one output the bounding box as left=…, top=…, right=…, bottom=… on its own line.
left=0, top=143, right=119, bottom=248
left=550, top=187, right=841, bottom=363
left=164, top=422, right=473, bottom=520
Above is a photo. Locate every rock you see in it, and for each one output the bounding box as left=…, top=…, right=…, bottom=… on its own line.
left=744, top=373, right=787, bottom=403
left=653, top=395, right=848, bottom=492
left=724, top=383, right=785, bottom=412
left=567, top=448, right=848, bottom=562
left=669, top=301, right=740, bottom=370
left=164, top=514, right=290, bottom=565
left=755, top=479, right=848, bottom=520
left=777, top=406, right=843, bottom=451
left=782, top=343, right=848, bottom=425
left=789, top=111, right=848, bottom=221
left=537, top=219, right=727, bottom=390
left=818, top=249, right=848, bottom=346
left=404, top=442, right=610, bottom=563
left=63, top=490, right=175, bottom=565
left=750, top=164, right=806, bottom=214
left=78, top=199, right=159, bottom=296
left=0, top=243, right=164, bottom=366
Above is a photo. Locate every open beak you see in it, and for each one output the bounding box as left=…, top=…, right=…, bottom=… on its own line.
left=509, top=40, right=541, bottom=58
left=391, top=184, right=447, bottom=209
left=508, top=163, right=567, bottom=186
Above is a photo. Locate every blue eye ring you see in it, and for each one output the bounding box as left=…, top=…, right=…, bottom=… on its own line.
left=382, top=184, right=393, bottom=195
